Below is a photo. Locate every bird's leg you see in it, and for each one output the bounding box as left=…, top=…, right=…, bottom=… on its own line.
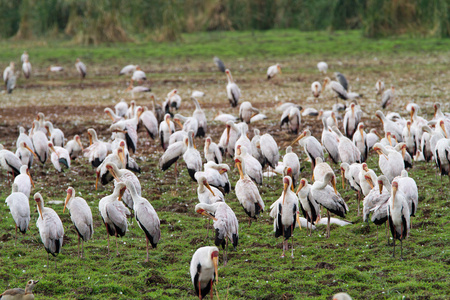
left=392, top=236, right=396, bottom=258
left=15, top=224, right=17, bottom=246
left=376, top=225, right=379, bottom=242
left=81, top=240, right=84, bottom=259
left=145, top=236, right=150, bottom=262
left=78, top=235, right=81, bottom=258
left=115, top=233, right=120, bottom=256
left=105, top=223, right=110, bottom=256
left=210, top=279, right=213, bottom=300
left=291, top=226, right=295, bottom=258
left=281, top=240, right=286, bottom=258
left=55, top=256, right=57, bottom=270
left=400, top=240, right=403, bottom=260
left=47, top=253, right=49, bottom=270
left=357, top=191, right=361, bottom=216
left=175, top=161, right=178, bottom=186
left=198, top=280, right=202, bottom=300
left=327, top=210, right=331, bottom=238
left=223, top=240, right=228, bottom=266
left=248, top=217, right=252, bottom=227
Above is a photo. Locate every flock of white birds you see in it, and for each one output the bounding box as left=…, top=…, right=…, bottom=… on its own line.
left=2, top=53, right=450, bottom=300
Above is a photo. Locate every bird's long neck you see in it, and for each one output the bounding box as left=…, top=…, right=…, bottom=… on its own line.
left=192, top=98, right=201, bottom=110
left=127, top=183, right=139, bottom=199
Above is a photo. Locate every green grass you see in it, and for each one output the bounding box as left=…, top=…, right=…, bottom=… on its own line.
left=0, top=150, right=449, bottom=299
left=0, top=29, right=449, bottom=299
left=2, top=29, right=450, bottom=66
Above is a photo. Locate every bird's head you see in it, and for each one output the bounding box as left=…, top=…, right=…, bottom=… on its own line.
left=364, top=174, right=374, bottom=189
left=440, top=120, right=448, bottom=138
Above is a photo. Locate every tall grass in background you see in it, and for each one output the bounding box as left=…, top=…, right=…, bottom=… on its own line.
left=1, top=0, right=450, bottom=44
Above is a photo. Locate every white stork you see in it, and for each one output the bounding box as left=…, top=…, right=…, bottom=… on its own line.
left=6, top=183, right=30, bottom=241
left=225, top=69, right=241, bottom=107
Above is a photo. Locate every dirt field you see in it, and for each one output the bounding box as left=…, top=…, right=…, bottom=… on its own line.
left=1, top=53, right=449, bottom=299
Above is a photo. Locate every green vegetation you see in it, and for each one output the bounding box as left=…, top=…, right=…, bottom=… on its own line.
left=2, top=29, right=450, bottom=67
left=2, top=0, right=450, bottom=43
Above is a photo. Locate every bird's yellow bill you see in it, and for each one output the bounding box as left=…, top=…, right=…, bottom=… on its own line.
left=205, top=181, right=215, bottom=196
left=290, top=131, right=306, bottom=147
left=365, top=176, right=374, bottom=189
left=76, top=138, right=84, bottom=151
left=332, top=176, right=338, bottom=195
left=213, top=256, right=219, bottom=284
left=296, top=180, right=305, bottom=195
left=25, top=144, right=38, bottom=158
left=296, top=213, right=301, bottom=230
left=282, top=182, right=288, bottom=205
left=63, top=193, right=70, bottom=213
left=27, top=169, right=35, bottom=188
left=340, top=169, right=346, bottom=189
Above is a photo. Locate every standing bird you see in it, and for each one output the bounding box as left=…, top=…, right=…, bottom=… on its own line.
left=192, top=97, right=207, bottom=137
left=296, top=178, right=320, bottom=236
left=29, top=121, right=48, bottom=164
left=106, top=162, right=141, bottom=214
left=352, top=122, right=368, bottom=162
left=125, top=180, right=160, bottom=262
left=183, top=131, right=202, bottom=181
left=311, top=81, right=322, bottom=98
left=213, top=56, right=226, bottom=72
left=130, top=66, right=146, bottom=85
left=334, top=72, right=349, bottom=91
left=195, top=202, right=239, bottom=266
left=48, top=142, right=70, bottom=172
left=317, top=62, right=328, bottom=74
left=3, top=62, right=14, bottom=90
left=323, top=77, right=348, bottom=100
left=13, top=165, right=34, bottom=198
left=65, top=135, right=84, bottom=160
left=283, top=146, right=300, bottom=186
left=343, top=103, right=361, bottom=139
left=291, top=129, right=324, bottom=172
left=235, top=155, right=265, bottom=225
left=83, top=128, right=109, bottom=167
left=45, top=122, right=65, bottom=147
left=236, top=145, right=263, bottom=185
left=5, top=183, right=30, bottom=241
left=381, top=86, right=395, bottom=109
left=373, top=143, right=405, bottom=182
left=0, top=145, right=23, bottom=178
left=63, top=187, right=93, bottom=258
left=75, top=58, right=86, bottom=83
left=267, top=63, right=281, bottom=79
left=139, top=106, right=159, bottom=140
left=375, top=80, right=385, bottom=95
left=21, top=51, right=29, bottom=62
left=159, top=137, right=188, bottom=178
left=260, top=133, right=279, bottom=169
left=22, top=58, right=31, bottom=79
left=376, top=110, right=403, bottom=142
left=190, top=246, right=219, bottom=300
left=159, top=114, right=175, bottom=150
left=239, top=101, right=259, bottom=124
left=98, top=182, right=129, bottom=256
left=164, top=89, right=182, bottom=112
left=270, top=176, right=300, bottom=258
left=280, top=106, right=301, bottom=134
left=34, top=193, right=64, bottom=267
left=204, top=137, right=222, bottom=164
left=119, top=64, right=136, bottom=75
left=310, top=172, right=348, bottom=238
left=434, top=137, right=450, bottom=181
left=388, top=181, right=410, bottom=259
left=321, top=118, right=340, bottom=164
left=225, top=69, right=241, bottom=107
left=332, top=126, right=361, bottom=165
left=0, top=280, right=39, bottom=300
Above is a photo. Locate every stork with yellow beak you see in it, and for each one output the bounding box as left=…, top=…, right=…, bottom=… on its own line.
left=267, top=63, right=282, bottom=79
left=310, top=172, right=347, bottom=238
left=190, top=246, right=219, bottom=300
left=159, top=114, right=175, bottom=150
left=291, top=129, right=324, bottom=172
left=34, top=193, right=64, bottom=268
left=98, top=182, right=130, bottom=256
left=63, top=187, right=93, bottom=258
left=235, top=155, right=265, bottom=225
left=270, top=176, right=301, bottom=258
left=387, top=181, right=410, bottom=259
